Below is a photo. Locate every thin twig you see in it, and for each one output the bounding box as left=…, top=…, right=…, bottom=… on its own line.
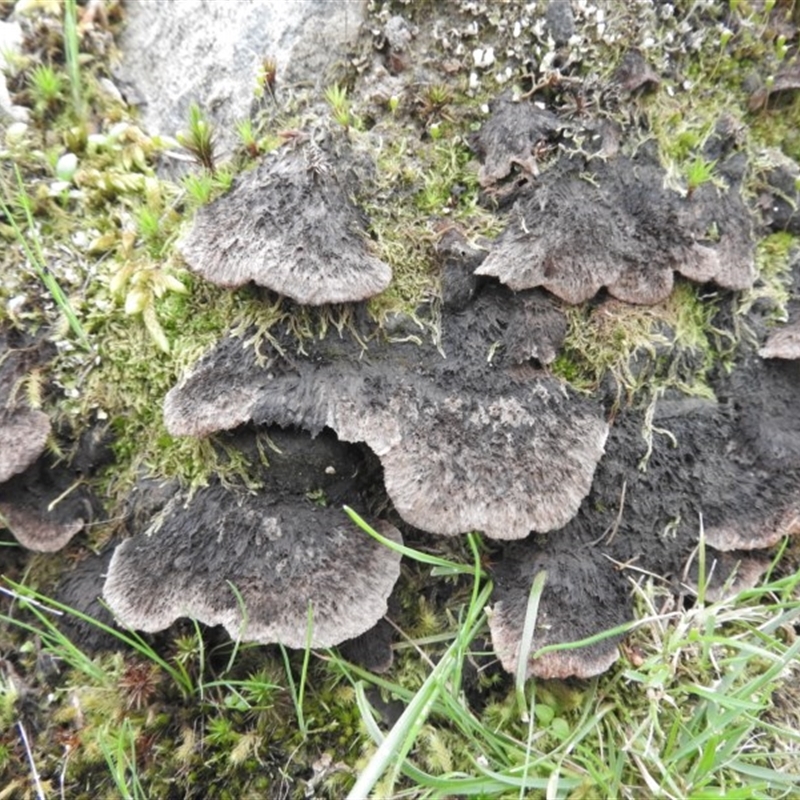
left=0, top=585, right=64, bottom=616
left=18, top=721, right=46, bottom=800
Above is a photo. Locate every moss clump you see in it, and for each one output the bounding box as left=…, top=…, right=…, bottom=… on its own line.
left=552, top=283, right=722, bottom=406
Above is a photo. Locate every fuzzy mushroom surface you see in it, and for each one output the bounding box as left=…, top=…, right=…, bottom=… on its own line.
left=164, top=285, right=608, bottom=540
left=103, top=485, right=403, bottom=648
left=470, top=95, right=563, bottom=189
left=759, top=321, right=800, bottom=360
left=489, top=542, right=629, bottom=680
left=178, top=136, right=392, bottom=304
left=474, top=138, right=754, bottom=304
left=488, top=362, right=800, bottom=679
left=0, top=408, right=51, bottom=483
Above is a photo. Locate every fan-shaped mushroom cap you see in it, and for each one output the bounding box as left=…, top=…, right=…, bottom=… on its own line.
left=179, top=139, right=392, bottom=305
left=489, top=544, right=628, bottom=680
left=103, top=485, right=402, bottom=648
left=0, top=502, right=85, bottom=553
left=163, top=291, right=608, bottom=541
left=373, top=384, right=607, bottom=538
left=0, top=453, right=93, bottom=552
left=475, top=152, right=755, bottom=304
left=0, top=408, right=51, bottom=483
left=485, top=363, right=800, bottom=679
left=470, top=96, right=562, bottom=188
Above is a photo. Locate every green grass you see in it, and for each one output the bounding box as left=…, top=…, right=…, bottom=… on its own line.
left=2, top=522, right=798, bottom=797
left=0, top=165, right=90, bottom=348
left=63, top=0, right=84, bottom=121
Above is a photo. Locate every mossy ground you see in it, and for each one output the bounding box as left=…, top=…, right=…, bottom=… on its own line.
left=1, top=0, right=799, bottom=797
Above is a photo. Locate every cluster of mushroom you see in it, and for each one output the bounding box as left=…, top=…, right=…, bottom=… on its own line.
left=96, top=93, right=800, bottom=683
left=102, top=132, right=613, bottom=671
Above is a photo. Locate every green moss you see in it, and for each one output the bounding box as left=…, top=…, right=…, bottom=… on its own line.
left=738, top=231, right=796, bottom=321
left=552, top=284, right=720, bottom=406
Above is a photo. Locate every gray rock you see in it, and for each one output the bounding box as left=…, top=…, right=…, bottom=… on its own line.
left=115, top=0, right=367, bottom=151
left=0, top=20, right=29, bottom=124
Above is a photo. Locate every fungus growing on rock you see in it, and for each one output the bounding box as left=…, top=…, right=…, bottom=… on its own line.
left=178, top=136, right=392, bottom=304
left=475, top=149, right=755, bottom=304
left=0, top=408, right=51, bottom=483
left=163, top=285, right=607, bottom=540
left=103, top=484, right=402, bottom=648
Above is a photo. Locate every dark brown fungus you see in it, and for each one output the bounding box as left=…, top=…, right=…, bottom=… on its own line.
left=489, top=544, right=628, bottom=680
left=487, top=370, right=800, bottom=679
left=0, top=328, right=53, bottom=483
left=164, top=290, right=607, bottom=540
left=0, top=453, right=93, bottom=552
left=502, top=291, right=568, bottom=365
left=0, top=329, right=92, bottom=551
left=475, top=150, right=755, bottom=304
left=435, top=227, right=567, bottom=363
left=756, top=150, right=800, bottom=235
left=682, top=549, right=772, bottom=604
left=103, top=485, right=402, bottom=648
left=611, top=49, right=660, bottom=94
left=179, top=137, right=391, bottom=304
left=0, top=408, right=51, bottom=483
left=704, top=503, right=800, bottom=554
left=374, top=383, right=607, bottom=538
left=0, top=503, right=85, bottom=552
left=470, top=96, right=563, bottom=190
left=53, top=549, right=119, bottom=653
left=731, top=357, right=800, bottom=472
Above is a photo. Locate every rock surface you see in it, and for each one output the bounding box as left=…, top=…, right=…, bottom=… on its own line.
left=115, top=0, right=367, bottom=151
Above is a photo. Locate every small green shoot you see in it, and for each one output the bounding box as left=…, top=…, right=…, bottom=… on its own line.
left=177, top=103, right=217, bottom=173
left=235, top=118, right=259, bottom=158
left=278, top=602, right=315, bottom=737
left=346, top=584, right=493, bottom=798
left=325, top=83, right=353, bottom=129
left=29, top=63, right=65, bottom=117
left=685, top=155, right=717, bottom=198
left=182, top=172, right=214, bottom=205
left=0, top=579, right=196, bottom=698
left=98, top=718, right=147, bottom=800
left=515, top=569, right=547, bottom=722
left=182, top=169, right=233, bottom=207
left=417, top=83, right=453, bottom=123
left=343, top=505, right=482, bottom=577
left=255, top=55, right=277, bottom=103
